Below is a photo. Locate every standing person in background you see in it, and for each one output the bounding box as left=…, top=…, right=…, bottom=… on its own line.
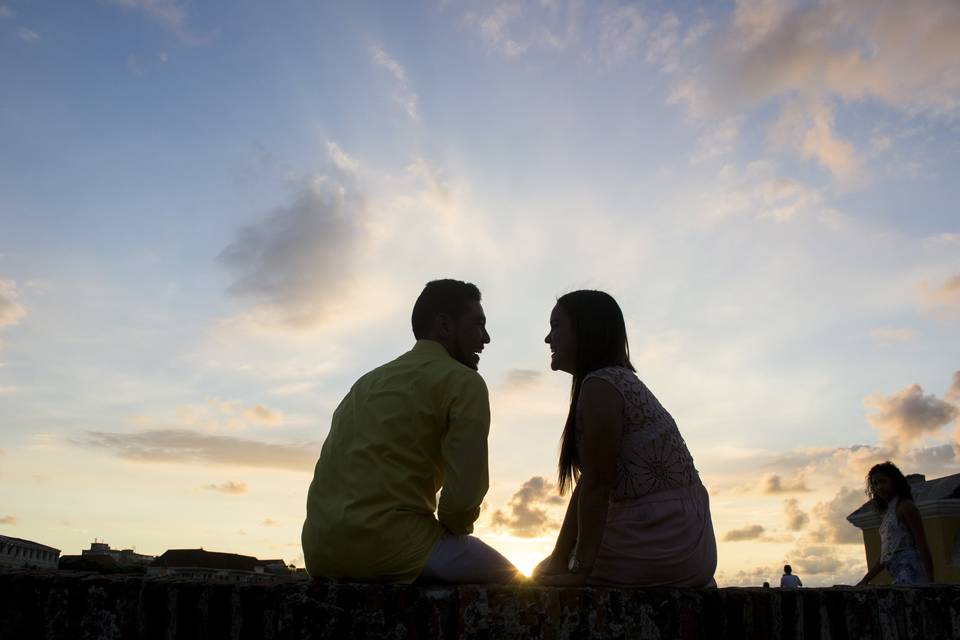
left=857, top=461, right=933, bottom=585
left=301, top=279, right=520, bottom=584
left=780, top=565, right=802, bottom=587
left=532, top=290, right=717, bottom=588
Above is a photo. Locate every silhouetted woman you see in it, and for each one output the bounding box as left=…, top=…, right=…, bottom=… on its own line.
left=857, top=461, right=933, bottom=585
left=533, top=290, right=717, bottom=587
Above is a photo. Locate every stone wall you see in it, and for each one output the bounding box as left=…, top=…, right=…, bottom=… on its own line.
left=3, top=570, right=960, bottom=639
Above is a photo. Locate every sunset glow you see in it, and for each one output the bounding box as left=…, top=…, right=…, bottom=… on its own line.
left=2, top=0, right=959, bottom=587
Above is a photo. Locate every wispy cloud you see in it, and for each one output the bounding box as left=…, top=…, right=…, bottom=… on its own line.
left=173, top=399, right=284, bottom=431
left=0, top=5, right=14, bottom=18
left=723, top=524, right=765, bottom=541
left=705, top=161, right=827, bottom=223
left=202, top=481, right=248, bottom=495
left=769, top=100, right=865, bottom=186
left=921, top=273, right=960, bottom=317
left=17, top=27, right=39, bottom=42
left=244, top=405, right=283, bottom=426
left=80, top=429, right=319, bottom=471
left=261, top=518, right=280, bottom=527
left=0, top=280, right=26, bottom=328
left=0, top=515, right=16, bottom=525
left=490, top=476, right=564, bottom=538
left=870, top=327, right=917, bottom=343
left=369, top=43, right=419, bottom=120
left=105, top=0, right=208, bottom=44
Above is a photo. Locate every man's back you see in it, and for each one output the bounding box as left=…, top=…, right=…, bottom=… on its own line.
left=780, top=573, right=802, bottom=587
left=301, top=340, right=490, bottom=583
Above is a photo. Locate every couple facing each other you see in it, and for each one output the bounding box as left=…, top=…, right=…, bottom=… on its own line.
left=301, top=279, right=717, bottom=587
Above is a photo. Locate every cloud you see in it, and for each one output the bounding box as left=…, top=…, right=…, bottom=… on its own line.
left=0, top=515, right=15, bottom=525
left=788, top=544, right=859, bottom=579
left=921, top=274, right=960, bottom=316
left=689, top=118, right=741, bottom=164
left=759, top=472, right=809, bottom=494
left=661, top=0, right=960, bottom=187
left=769, top=100, right=865, bottom=185
left=369, top=43, right=418, bottom=120
left=174, top=399, right=284, bottom=431
left=261, top=518, right=279, bottom=527
left=706, top=161, right=827, bottom=223
left=810, top=486, right=865, bottom=545
left=870, top=327, right=917, bottom=343
left=217, top=152, right=365, bottom=329
left=105, top=0, right=206, bottom=44
left=709, top=0, right=960, bottom=116
left=947, top=371, right=960, bottom=403
left=244, top=404, right=283, bottom=426
left=202, top=481, right=248, bottom=495
left=80, top=429, right=320, bottom=471
left=723, top=524, right=765, bottom=542
left=17, top=27, right=39, bottom=42
left=596, top=4, right=647, bottom=64
left=0, top=280, right=26, bottom=328
left=784, top=498, right=809, bottom=531
left=865, top=383, right=958, bottom=447
left=502, top=369, right=544, bottom=388
left=490, top=476, right=565, bottom=538
left=0, top=6, right=13, bottom=18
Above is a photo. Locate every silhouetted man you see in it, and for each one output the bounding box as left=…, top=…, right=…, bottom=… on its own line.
left=780, top=564, right=802, bottom=587
left=301, top=279, right=519, bottom=583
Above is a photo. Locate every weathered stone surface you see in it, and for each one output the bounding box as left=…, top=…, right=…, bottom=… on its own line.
left=2, top=571, right=959, bottom=639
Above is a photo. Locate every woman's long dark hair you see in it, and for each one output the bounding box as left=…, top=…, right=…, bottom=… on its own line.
left=865, top=461, right=914, bottom=511
left=556, top=290, right=634, bottom=494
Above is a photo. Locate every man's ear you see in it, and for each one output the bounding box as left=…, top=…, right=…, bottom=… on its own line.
left=435, top=313, right=454, bottom=338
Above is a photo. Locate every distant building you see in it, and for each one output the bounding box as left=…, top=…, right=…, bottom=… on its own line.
left=81, top=541, right=154, bottom=566
left=0, top=534, right=60, bottom=570
left=148, top=549, right=295, bottom=583
left=847, top=472, right=960, bottom=584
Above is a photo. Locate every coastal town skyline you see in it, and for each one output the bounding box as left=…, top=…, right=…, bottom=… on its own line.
left=2, top=0, right=959, bottom=585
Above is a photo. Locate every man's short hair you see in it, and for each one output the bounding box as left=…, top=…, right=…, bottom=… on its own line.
left=784, top=565, right=792, bottom=574
left=411, top=279, right=482, bottom=339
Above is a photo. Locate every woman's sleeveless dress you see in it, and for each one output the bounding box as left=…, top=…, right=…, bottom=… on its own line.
left=879, top=497, right=926, bottom=584
left=578, top=366, right=717, bottom=587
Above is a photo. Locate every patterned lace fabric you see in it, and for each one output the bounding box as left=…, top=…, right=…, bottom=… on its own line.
left=879, top=497, right=915, bottom=563
left=578, top=366, right=698, bottom=500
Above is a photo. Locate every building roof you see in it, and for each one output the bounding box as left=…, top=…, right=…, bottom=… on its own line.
left=847, top=472, right=960, bottom=528
left=0, top=534, right=60, bottom=553
left=152, top=549, right=259, bottom=571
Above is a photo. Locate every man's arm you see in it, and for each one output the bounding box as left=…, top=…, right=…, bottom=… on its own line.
left=437, top=373, right=490, bottom=535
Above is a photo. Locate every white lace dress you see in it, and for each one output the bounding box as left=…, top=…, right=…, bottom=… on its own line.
left=878, top=497, right=926, bottom=584
left=577, top=366, right=717, bottom=587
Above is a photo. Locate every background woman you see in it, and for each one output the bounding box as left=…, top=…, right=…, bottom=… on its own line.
left=533, top=290, right=717, bottom=587
left=857, top=461, right=933, bottom=585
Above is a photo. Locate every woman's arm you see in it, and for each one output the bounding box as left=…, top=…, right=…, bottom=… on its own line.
left=537, top=377, right=622, bottom=586
left=899, top=500, right=934, bottom=582
left=565, top=378, right=623, bottom=577
left=533, top=483, right=581, bottom=577
left=856, top=562, right=884, bottom=586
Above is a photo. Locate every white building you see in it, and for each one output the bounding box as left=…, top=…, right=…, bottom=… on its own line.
left=0, top=534, right=60, bottom=570
left=81, top=540, right=154, bottom=566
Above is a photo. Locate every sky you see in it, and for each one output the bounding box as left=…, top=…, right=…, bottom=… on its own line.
left=1, top=0, right=959, bottom=586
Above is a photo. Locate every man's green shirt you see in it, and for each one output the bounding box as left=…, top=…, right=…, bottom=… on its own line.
left=301, top=340, right=491, bottom=583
